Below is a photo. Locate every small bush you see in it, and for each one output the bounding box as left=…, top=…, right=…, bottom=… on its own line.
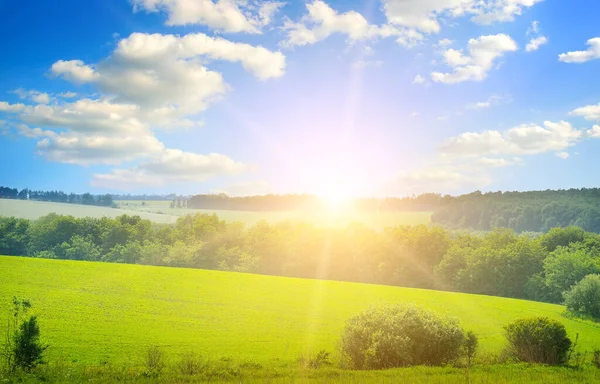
left=463, top=331, right=478, bottom=366
left=340, top=303, right=465, bottom=370
left=593, top=349, right=600, bottom=369
left=504, top=317, right=571, bottom=365
left=564, top=274, right=600, bottom=321
left=298, top=350, right=331, bottom=369
left=143, top=346, right=165, bottom=376
left=177, top=352, right=206, bottom=375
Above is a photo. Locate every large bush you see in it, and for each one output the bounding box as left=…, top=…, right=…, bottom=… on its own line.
left=340, top=304, right=465, bottom=370
left=564, top=274, right=600, bottom=321
left=504, top=317, right=571, bottom=365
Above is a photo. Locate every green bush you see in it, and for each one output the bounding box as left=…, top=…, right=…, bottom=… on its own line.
left=504, top=317, right=571, bottom=365
left=340, top=304, right=465, bottom=370
left=564, top=274, right=600, bottom=321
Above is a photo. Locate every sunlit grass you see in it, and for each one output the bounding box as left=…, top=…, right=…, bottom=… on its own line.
left=2, top=256, right=600, bottom=367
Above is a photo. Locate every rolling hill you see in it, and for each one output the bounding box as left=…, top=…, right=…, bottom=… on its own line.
left=1, top=255, right=599, bottom=366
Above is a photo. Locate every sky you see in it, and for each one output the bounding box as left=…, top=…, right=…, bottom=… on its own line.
left=0, top=0, right=599, bottom=197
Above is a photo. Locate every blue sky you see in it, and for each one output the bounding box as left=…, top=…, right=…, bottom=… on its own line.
left=1, top=0, right=599, bottom=197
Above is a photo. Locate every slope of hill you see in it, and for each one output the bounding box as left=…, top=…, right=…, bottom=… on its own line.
left=1, top=256, right=599, bottom=365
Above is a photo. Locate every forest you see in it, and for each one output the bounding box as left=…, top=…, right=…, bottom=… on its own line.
left=1, top=213, right=598, bottom=306
left=0, top=186, right=114, bottom=207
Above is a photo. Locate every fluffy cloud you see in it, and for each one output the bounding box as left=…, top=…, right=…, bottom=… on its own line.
left=52, top=33, right=285, bottom=120
left=526, top=36, right=548, bottom=52
left=131, top=0, right=284, bottom=33
left=555, top=152, right=570, bottom=159
left=12, top=89, right=51, bottom=104
left=281, top=1, right=419, bottom=48
left=14, top=124, right=57, bottom=139
left=432, top=34, right=517, bottom=84
left=588, top=125, right=600, bottom=138
left=476, top=157, right=522, bottom=167
left=0, top=102, right=26, bottom=113
left=381, top=0, right=542, bottom=34
left=559, top=38, right=600, bottom=63
left=91, top=149, right=247, bottom=189
left=570, top=103, right=600, bottom=121
left=37, top=134, right=164, bottom=165
left=439, top=121, right=584, bottom=158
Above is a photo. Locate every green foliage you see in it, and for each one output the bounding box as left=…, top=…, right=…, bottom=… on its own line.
left=504, top=317, right=572, bottom=365
left=298, top=350, right=331, bottom=369
left=340, top=304, right=465, bottom=370
left=563, top=274, right=600, bottom=321
left=593, top=349, right=600, bottom=369
left=543, top=246, right=600, bottom=303
left=143, top=346, right=165, bottom=377
left=463, top=331, right=478, bottom=366
left=540, top=227, right=588, bottom=252
left=2, top=297, right=47, bottom=373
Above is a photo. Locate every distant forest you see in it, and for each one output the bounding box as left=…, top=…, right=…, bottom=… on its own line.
left=3, top=186, right=600, bottom=233
left=0, top=186, right=114, bottom=207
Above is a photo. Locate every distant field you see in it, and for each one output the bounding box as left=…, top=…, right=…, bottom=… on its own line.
left=2, top=256, right=599, bottom=366
left=0, top=198, right=180, bottom=224
left=116, top=200, right=432, bottom=229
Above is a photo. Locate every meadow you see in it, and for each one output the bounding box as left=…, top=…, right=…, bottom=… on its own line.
left=2, top=256, right=600, bottom=365
left=0, top=198, right=432, bottom=229
left=116, top=200, right=432, bottom=229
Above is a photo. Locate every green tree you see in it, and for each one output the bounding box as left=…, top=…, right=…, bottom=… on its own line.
left=543, top=245, right=600, bottom=302
left=563, top=274, right=600, bottom=320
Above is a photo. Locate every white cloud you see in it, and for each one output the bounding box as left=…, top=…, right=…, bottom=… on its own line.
left=436, top=38, right=454, bottom=47
left=11, top=89, right=51, bottom=104
left=52, top=33, right=285, bottom=122
left=559, top=38, right=600, bottom=63
left=0, top=101, right=26, bottom=113
left=51, top=60, right=99, bottom=83
left=570, top=103, right=600, bottom=122
left=555, top=152, right=570, bottom=159
left=14, top=124, right=57, bottom=139
left=131, top=0, right=284, bottom=33
left=432, top=34, right=518, bottom=84
left=439, top=121, right=583, bottom=158
left=381, top=0, right=542, bottom=34
left=588, top=125, right=600, bottom=138
left=281, top=1, right=419, bottom=48
left=526, top=36, right=548, bottom=52
left=466, top=94, right=510, bottom=110
left=91, top=149, right=247, bottom=189
left=37, top=134, right=164, bottom=165
left=413, top=74, right=426, bottom=84
left=58, top=92, right=78, bottom=98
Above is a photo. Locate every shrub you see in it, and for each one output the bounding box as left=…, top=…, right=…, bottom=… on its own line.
left=340, top=304, right=465, bottom=370
left=177, top=352, right=207, bottom=375
left=504, top=317, right=571, bottom=365
left=2, top=297, right=48, bottom=373
left=298, top=350, right=331, bottom=369
left=564, top=274, right=600, bottom=321
left=143, top=346, right=165, bottom=376
left=593, top=349, right=600, bottom=369
left=463, top=331, right=478, bottom=367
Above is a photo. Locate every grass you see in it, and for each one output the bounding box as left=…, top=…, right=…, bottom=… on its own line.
left=2, top=256, right=600, bottom=368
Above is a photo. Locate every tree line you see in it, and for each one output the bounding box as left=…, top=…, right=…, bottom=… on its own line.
left=0, top=187, right=114, bottom=207
left=1, top=213, right=598, bottom=306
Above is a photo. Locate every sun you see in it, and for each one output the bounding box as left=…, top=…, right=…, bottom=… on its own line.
left=319, top=183, right=355, bottom=211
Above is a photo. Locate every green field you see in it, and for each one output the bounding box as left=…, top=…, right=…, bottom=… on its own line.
left=116, top=200, right=432, bottom=229
left=0, top=198, right=432, bottom=229
left=2, top=255, right=599, bottom=368
left=0, top=199, right=180, bottom=224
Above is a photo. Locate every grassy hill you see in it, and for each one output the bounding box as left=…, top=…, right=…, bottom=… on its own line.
left=2, top=256, right=599, bottom=367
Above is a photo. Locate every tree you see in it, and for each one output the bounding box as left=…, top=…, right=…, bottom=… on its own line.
left=2, top=297, right=47, bottom=373
left=564, top=274, right=600, bottom=321
left=543, top=245, right=600, bottom=302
